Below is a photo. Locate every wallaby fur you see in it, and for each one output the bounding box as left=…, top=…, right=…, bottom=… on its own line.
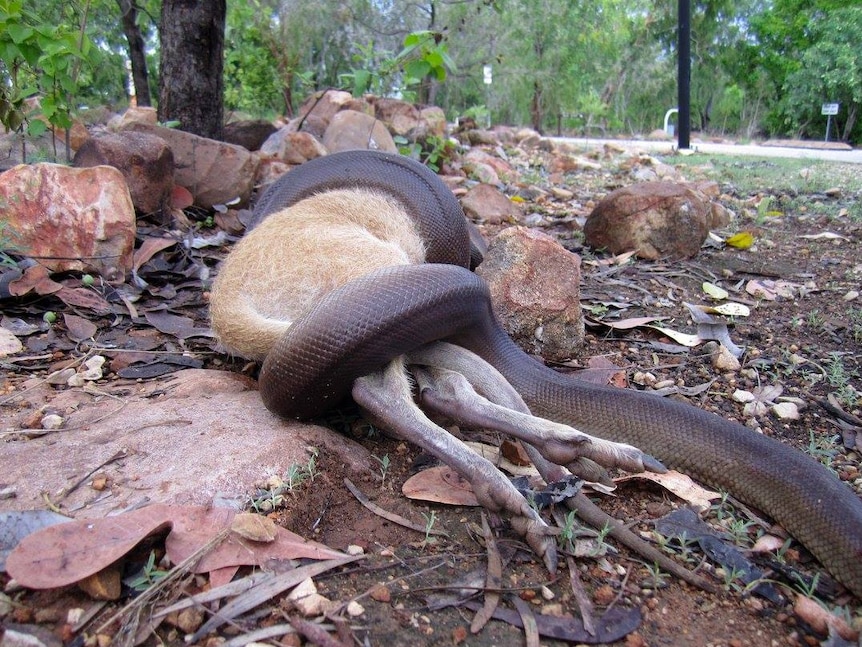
left=210, top=188, right=427, bottom=360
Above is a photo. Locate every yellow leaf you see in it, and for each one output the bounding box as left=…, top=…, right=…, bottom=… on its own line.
left=725, top=231, right=755, bottom=249
left=509, top=195, right=526, bottom=203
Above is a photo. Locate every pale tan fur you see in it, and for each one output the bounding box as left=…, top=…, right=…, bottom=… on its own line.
left=210, top=188, right=427, bottom=360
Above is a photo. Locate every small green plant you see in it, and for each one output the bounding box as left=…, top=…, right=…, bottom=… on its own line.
left=754, top=195, right=779, bottom=224
left=462, top=104, right=491, bottom=128
left=825, top=353, right=859, bottom=408
left=305, top=448, right=319, bottom=482
left=373, top=453, right=391, bottom=486
left=720, top=565, right=748, bottom=591
left=395, top=133, right=454, bottom=172
left=248, top=451, right=320, bottom=512
left=850, top=307, right=862, bottom=344
left=125, top=550, right=169, bottom=592
left=421, top=510, right=438, bottom=546
left=557, top=509, right=578, bottom=548
left=807, top=310, right=825, bottom=328
left=792, top=571, right=821, bottom=599
left=643, top=562, right=668, bottom=589
left=724, top=517, right=756, bottom=545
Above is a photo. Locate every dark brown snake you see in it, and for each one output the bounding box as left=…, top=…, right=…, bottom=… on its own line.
left=247, top=150, right=862, bottom=598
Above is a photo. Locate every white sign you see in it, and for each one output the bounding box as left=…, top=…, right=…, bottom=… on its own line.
left=483, top=65, right=492, bottom=85
left=822, top=103, right=839, bottom=115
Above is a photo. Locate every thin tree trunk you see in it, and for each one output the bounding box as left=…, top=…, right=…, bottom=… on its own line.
left=116, top=0, right=151, bottom=106
left=158, top=0, right=226, bottom=139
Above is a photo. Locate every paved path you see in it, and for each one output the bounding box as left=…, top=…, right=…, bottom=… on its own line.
left=549, top=137, right=862, bottom=164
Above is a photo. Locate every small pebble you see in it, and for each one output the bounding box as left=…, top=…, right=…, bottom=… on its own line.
left=41, top=414, right=64, bottom=430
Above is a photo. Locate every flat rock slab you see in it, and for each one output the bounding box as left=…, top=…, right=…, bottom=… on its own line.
left=1, top=369, right=372, bottom=518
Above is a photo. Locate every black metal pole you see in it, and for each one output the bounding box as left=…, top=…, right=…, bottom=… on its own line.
left=678, top=0, right=691, bottom=149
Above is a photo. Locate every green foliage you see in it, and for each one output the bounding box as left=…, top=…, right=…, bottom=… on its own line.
left=0, top=0, right=92, bottom=135
left=224, top=1, right=285, bottom=115
left=782, top=7, right=862, bottom=141
left=341, top=30, right=455, bottom=100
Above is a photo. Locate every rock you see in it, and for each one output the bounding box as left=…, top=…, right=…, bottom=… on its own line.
left=321, top=110, right=397, bottom=154
left=772, top=402, right=800, bottom=420
left=584, top=181, right=731, bottom=260
left=260, top=128, right=327, bottom=164
left=460, top=184, right=520, bottom=224
left=462, top=159, right=500, bottom=185
left=53, top=119, right=91, bottom=152
left=547, top=154, right=602, bottom=173
left=712, top=344, right=741, bottom=371
left=297, top=89, right=354, bottom=127
left=109, top=105, right=158, bottom=129
left=222, top=119, right=278, bottom=151
left=343, top=96, right=375, bottom=116
left=373, top=97, right=422, bottom=138
left=464, top=148, right=517, bottom=183
left=462, top=129, right=500, bottom=146
left=418, top=106, right=447, bottom=139
left=73, top=131, right=174, bottom=216
left=254, top=158, right=292, bottom=193
left=0, top=624, right=63, bottom=647
left=476, top=227, right=584, bottom=361
left=1, top=369, right=374, bottom=517
left=0, top=163, right=135, bottom=280
left=121, top=122, right=258, bottom=209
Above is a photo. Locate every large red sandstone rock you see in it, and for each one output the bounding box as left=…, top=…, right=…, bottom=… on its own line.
left=73, top=131, right=174, bottom=215
left=476, top=226, right=584, bottom=361
left=0, top=163, right=135, bottom=280
left=297, top=89, right=354, bottom=127
left=121, top=122, right=258, bottom=209
left=460, top=184, right=520, bottom=225
left=584, top=181, right=732, bottom=260
left=321, top=110, right=397, bottom=153
left=260, top=129, right=327, bottom=164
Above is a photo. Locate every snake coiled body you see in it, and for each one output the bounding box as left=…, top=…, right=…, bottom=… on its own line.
left=213, top=150, right=862, bottom=598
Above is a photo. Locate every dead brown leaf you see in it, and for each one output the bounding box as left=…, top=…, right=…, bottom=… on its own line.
left=402, top=465, right=480, bottom=506
left=133, top=237, right=178, bottom=274
left=63, top=313, right=98, bottom=342
left=6, top=504, right=347, bottom=590
left=8, top=265, right=63, bottom=297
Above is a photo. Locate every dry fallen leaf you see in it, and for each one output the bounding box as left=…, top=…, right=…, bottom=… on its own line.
left=402, top=465, right=480, bottom=506
left=725, top=231, right=755, bottom=249
left=615, top=470, right=721, bottom=512
left=63, top=313, right=98, bottom=342
left=8, top=265, right=63, bottom=297
left=6, top=504, right=346, bottom=590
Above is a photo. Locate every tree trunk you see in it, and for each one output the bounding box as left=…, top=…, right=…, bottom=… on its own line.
left=116, top=0, right=151, bottom=106
left=158, top=0, right=225, bottom=139
left=530, top=80, right=543, bottom=133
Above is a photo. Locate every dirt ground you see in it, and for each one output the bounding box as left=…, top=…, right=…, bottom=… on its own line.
left=1, top=146, right=861, bottom=646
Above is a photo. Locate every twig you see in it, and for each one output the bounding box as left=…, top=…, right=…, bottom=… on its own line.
left=343, top=478, right=448, bottom=537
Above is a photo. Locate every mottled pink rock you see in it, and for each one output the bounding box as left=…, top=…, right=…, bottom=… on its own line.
left=477, top=226, right=584, bottom=361
left=460, top=183, right=520, bottom=225
left=73, top=131, right=174, bottom=215
left=584, top=181, right=732, bottom=260
left=121, top=122, right=258, bottom=209
left=0, top=163, right=135, bottom=280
